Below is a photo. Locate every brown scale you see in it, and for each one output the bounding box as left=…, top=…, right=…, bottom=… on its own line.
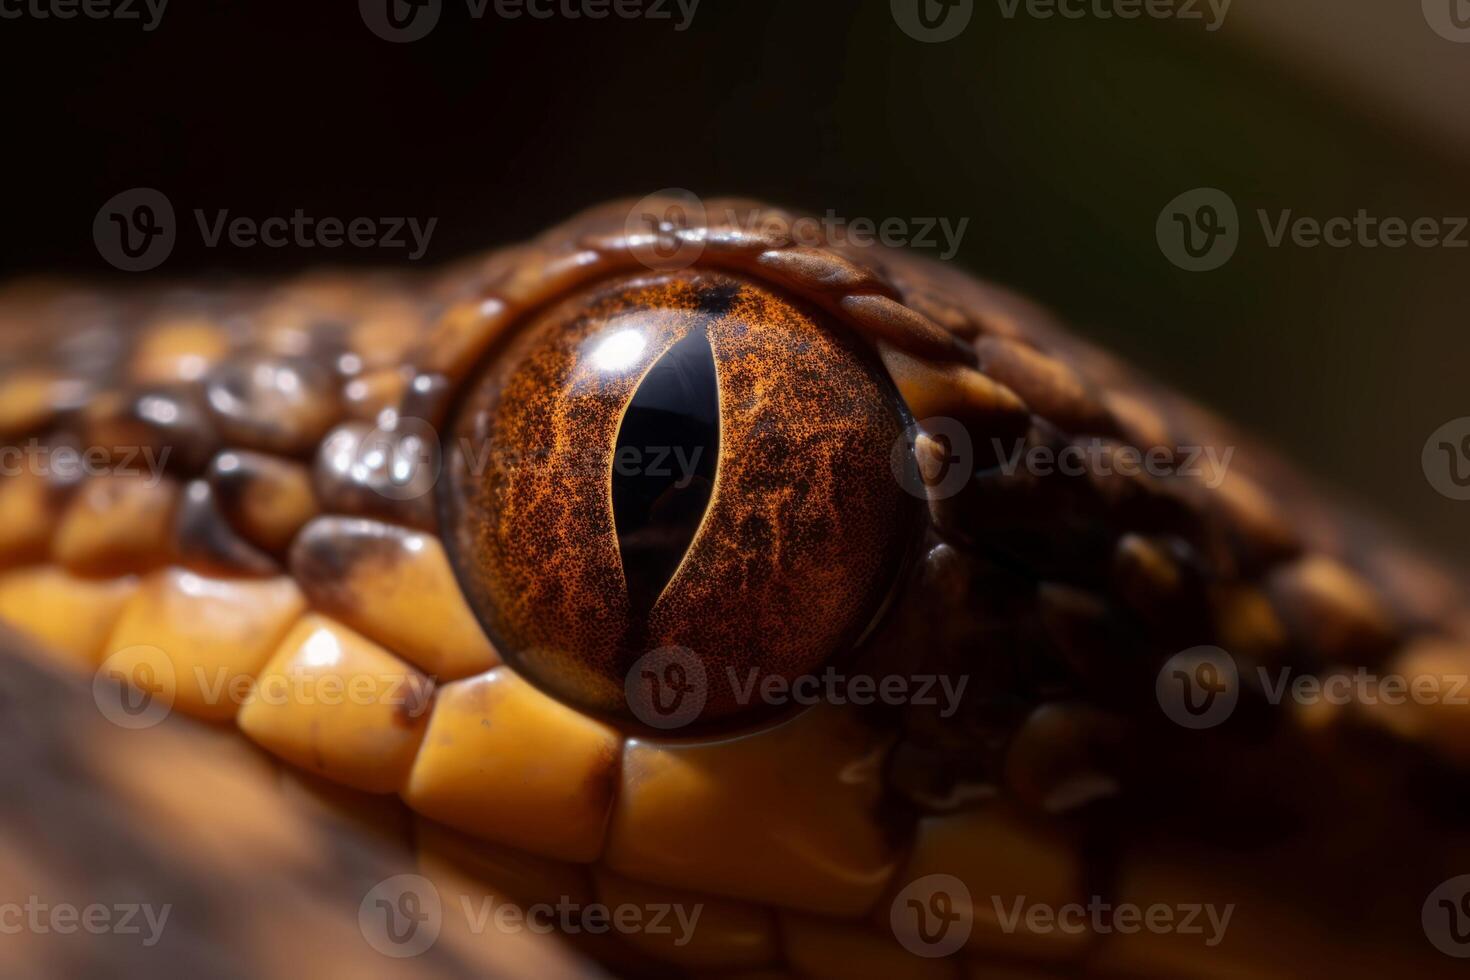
left=204, top=352, right=341, bottom=458
left=206, top=449, right=319, bottom=555
left=172, top=478, right=280, bottom=577
left=313, top=418, right=440, bottom=532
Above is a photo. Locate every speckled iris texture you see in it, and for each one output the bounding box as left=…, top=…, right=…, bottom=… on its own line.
left=443, top=271, right=914, bottom=722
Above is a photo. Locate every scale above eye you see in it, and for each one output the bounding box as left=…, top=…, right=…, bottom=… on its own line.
left=439, top=269, right=919, bottom=729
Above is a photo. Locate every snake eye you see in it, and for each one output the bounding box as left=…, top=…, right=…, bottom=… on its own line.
left=441, top=270, right=915, bottom=724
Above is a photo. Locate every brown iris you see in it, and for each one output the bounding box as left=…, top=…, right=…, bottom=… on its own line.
left=441, top=270, right=914, bottom=724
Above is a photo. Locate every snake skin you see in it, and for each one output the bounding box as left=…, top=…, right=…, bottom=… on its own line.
left=0, top=197, right=1467, bottom=978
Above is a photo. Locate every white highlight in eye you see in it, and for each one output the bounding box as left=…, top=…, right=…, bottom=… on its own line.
left=590, top=328, right=647, bottom=373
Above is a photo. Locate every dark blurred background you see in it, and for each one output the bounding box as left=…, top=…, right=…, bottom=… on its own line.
left=2, top=0, right=1468, bottom=565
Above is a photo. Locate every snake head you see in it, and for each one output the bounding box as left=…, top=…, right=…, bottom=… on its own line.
left=2, top=195, right=1466, bottom=975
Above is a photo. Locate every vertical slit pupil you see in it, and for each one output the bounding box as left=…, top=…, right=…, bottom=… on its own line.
left=612, top=327, right=720, bottom=615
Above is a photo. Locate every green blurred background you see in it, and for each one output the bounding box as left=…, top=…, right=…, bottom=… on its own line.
left=2, top=0, right=1467, bottom=564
